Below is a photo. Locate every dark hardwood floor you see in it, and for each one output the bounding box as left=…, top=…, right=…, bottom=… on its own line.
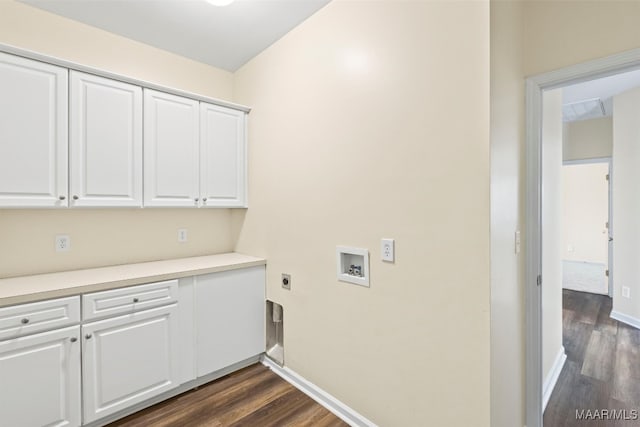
left=544, top=289, right=640, bottom=426
left=108, top=364, right=348, bottom=427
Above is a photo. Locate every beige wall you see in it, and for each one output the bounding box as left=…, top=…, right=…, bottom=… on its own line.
left=489, top=1, right=525, bottom=426
left=0, top=209, right=234, bottom=278
left=612, top=87, right=640, bottom=321
left=0, top=1, right=236, bottom=278
left=563, top=117, right=612, bottom=161
left=232, top=1, right=490, bottom=425
left=541, top=89, right=564, bottom=392
left=523, top=1, right=640, bottom=77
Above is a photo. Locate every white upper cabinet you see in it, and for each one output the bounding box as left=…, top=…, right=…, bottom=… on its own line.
left=0, top=52, right=68, bottom=207
left=200, top=103, right=247, bottom=207
left=70, top=71, right=143, bottom=207
left=0, top=49, right=249, bottom=209
left=144, top=89, right=200, bottom=207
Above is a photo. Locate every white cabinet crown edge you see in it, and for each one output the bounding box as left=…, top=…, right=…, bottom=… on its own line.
left=0, top=43, right=250, bottom=113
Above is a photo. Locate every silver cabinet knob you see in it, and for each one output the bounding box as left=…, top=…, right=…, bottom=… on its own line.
left=70, top=337, right=78, bottom=343
left=133, top=298, right=139, bottom=303
left=85, top=334, right=92, bottom=340
left=59, top=195, right=66, bottom=200
left=21, top=318, right=29, bottom=324
left=203, top=198, right=207, bottom=202
left=194, top=198, right=199, bottom=202
left=73, top=195, right=79, bottom=200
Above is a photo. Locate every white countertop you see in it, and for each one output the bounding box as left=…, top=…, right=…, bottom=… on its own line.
left=0, top=252, right=266, bottom=307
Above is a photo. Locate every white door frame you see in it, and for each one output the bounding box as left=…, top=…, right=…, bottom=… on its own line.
left=562, top=157, right=613, bottom=297
left=525, top=49, right=640, bottom=427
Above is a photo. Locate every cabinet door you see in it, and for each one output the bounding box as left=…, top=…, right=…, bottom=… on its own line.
left=195, top=266, right=265, bottom=377
left=144, top=89, right=199, bottom=207
left=0, top=326, right=81, bottom=427
left=82, top=304, right=179, bottom=423
left=70, top=71, right=142, bottom=207
left=0, top=52, right=68, bottom=207
left=200, top=103, right=247, bottom=207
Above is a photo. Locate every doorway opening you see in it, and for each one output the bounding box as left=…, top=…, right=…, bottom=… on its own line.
left=562, top=159, right=611, bottom=296
left=525, top=49, right=640, bottom=427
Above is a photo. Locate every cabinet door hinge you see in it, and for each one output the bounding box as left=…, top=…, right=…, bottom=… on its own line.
left=537, top=275, right=542, bottom=286
left=606, top=174, right=610, bottom=181
left=606, top=270, right=609, bottom=277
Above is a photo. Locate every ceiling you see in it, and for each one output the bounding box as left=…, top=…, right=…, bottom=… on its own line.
left=20, top=0, right=331, bottom=72
left=562, top=68, right=640, bottom=122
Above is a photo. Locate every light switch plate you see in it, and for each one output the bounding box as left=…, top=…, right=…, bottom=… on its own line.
left=381, top=238, right=394, bottom=262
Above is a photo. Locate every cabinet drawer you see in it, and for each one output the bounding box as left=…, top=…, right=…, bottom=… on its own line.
left=0, top=296, right=80, bottom=340
left=83, top=280, right=178, bottom=321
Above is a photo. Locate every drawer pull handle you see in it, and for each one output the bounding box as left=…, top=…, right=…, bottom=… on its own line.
left=73, top=195, right=79, bottom=200
left=85, top=334, right=92, bottom=340
left=133, top=298, right=139, bottom=303
left=21, top=318, right=29, bottom=324
left=59, top=195, right=66, bottom=200
left=70, top=337, right=77, bottom=343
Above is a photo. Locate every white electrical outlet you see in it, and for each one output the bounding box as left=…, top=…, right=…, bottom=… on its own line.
left=623, top=286, right=631, bottom=299
left=381, top=238, right=395, bottom=262
left=178, top=229, right=188, bottom=243
left=55, top=235, right=70, bottom=252
left=282, top=273, right=291, bottom=290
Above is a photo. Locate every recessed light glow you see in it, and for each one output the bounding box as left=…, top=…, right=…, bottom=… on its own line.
left=206, top=0, right=235, bottom=6
left=343, top=49, right=370, bottom=75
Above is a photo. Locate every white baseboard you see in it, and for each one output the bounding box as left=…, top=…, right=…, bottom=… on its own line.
left=610, top=310, right=640, bottom=329
left=542, top=346, right=566, bottom=411
left=261, top=356, right=377, bottom=427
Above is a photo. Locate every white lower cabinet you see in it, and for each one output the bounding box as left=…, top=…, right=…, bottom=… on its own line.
left=0, top=325, right=81, bottom=427
left=0, top=265, right=265, bottom=426
left=195, top=266, right=265, bottom=377
left=82, top=303, right=180, bottom=423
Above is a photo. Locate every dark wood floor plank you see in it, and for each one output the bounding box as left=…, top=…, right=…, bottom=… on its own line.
left=310, top=411, right=352, bottom=427
left=278, top=402, right=339, bottom=427
left=563, top=318, right=594, bottom=365
left=197, top=378, right=295, bottom=425
left=227, top=387, right=313, bottom=427
left=595, top=296, right=618, bottom=336
left=112, top=366, right=281, bottom=427
left=562, top=289, right=581, bottom=312
left=108, top=364, right=348, bottom=427
left=544, top=360, right=581, bottom=426
left=612, top=326, right=640, bottom=406
left=545, top=290, right=640, bottom=427
left=581, top=330, right=616, bottom=382
left=572, top=292, right=603, bottom=325
left=606, top=398, right=640, bottom=427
